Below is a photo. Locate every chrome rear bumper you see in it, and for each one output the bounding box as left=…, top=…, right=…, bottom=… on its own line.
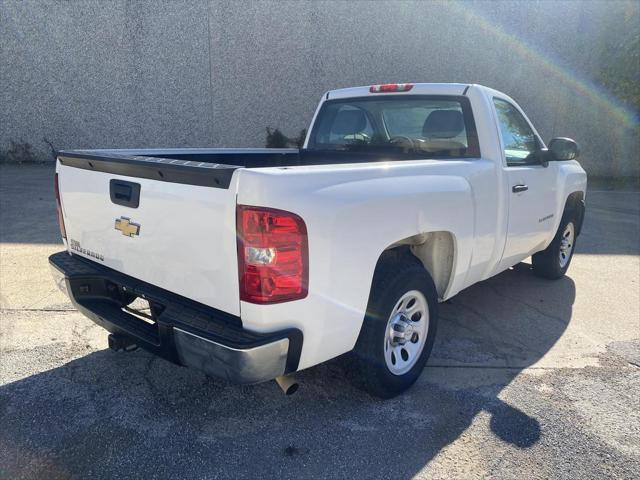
left=173, top=328, right=290, bottom=384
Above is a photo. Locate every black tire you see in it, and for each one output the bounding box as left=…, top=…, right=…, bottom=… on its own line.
left=532, top=212, right=577, bottom=279
left=351, top=258, right=438, bottom=398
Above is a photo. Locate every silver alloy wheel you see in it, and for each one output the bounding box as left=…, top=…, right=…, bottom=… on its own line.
left=559, top=222, right=575, bottom=268
left=384, top=290, right=429, bottom=375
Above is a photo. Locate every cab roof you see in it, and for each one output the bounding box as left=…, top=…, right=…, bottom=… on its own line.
left=326, top=83, right=475, bottom=100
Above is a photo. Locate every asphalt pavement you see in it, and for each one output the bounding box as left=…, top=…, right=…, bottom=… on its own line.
left=1, top=164, right=638, bottom=479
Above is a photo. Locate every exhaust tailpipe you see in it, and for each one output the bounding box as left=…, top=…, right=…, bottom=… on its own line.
left=108, top=333, right=138, bottom=352
left=275, top=375, right=299, bottom=395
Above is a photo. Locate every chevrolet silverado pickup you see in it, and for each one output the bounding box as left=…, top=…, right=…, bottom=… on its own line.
left=50, top=83, right=586, bottom=397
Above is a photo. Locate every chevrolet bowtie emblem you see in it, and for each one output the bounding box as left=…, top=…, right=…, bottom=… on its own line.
left=115, top=217, right=141, bottom=237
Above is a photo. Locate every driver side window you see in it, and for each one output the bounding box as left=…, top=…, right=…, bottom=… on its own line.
left=493, top=98, right=539, bottom=166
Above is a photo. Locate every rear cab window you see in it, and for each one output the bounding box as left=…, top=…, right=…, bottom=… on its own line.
left=307, top=95, right=480, bottom=159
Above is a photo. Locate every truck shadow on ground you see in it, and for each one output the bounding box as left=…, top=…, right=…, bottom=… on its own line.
left=0, top=263, right=574, bottom=479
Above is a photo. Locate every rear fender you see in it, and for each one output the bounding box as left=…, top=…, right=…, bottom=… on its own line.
left=236, top=167, right=474, bottom=370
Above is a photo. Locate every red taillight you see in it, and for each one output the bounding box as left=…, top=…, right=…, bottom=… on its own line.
left=236, top=205, right=308, bottom=304
left=369, top=83, right=414, bottom=93
left=54, top=173, right=67, bottom=239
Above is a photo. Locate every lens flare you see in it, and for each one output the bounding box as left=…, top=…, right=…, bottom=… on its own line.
left=445, top=3, right=638, bottom=129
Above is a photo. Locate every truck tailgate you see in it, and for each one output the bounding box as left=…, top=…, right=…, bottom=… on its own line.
left=56, top=152, right=241, bottom=316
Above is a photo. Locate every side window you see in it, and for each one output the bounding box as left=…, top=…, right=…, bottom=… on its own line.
left=493, top=98, right=538, bottom=166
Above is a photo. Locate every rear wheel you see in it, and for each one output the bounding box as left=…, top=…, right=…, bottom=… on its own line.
left=532, top=214, right=577, bottom=279
left=352, top=259, right=438, bottom=398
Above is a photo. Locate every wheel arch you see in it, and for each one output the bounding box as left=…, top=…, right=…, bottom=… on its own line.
left=563, top=191, right=585, bottom=235
left=377, top=231, right=456, bottom=300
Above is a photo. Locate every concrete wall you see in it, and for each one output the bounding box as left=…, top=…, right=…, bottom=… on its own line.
left=1, top=0, right=638, bottom=177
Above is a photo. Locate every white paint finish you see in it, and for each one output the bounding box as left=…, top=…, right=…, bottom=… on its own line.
left=57, top=164, right=241, bottom=315
left=498, top=163, right=559, bottom=270
left=326, top=83, right=468, bottom=101
left=56, top=83, right=587, bottom=373
left=485, top=87, right=587, bottom=273
left=237, top=163, right=479, bottom=369
left=238, top=84, right=585, bottom=370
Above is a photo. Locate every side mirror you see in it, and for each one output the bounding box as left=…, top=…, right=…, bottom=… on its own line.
left=548, top=137, right=579, bottom=161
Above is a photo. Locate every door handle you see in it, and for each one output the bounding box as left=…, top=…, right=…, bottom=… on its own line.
left=512, top=184, right=528, bottom=193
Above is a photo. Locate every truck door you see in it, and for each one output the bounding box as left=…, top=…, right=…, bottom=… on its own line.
left=493, top=98, right=558, bottom=271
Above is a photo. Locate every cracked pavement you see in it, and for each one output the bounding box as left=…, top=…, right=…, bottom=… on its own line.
left=0, top=165, right=639, bottom=479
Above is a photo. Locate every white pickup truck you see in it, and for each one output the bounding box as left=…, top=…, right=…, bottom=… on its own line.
left=50, top=83, right=586, bottom=397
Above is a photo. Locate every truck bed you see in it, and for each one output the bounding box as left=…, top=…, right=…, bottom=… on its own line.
left=57, top=146, right=448, bottom=186
left=55, top=147, right=437, bottom=318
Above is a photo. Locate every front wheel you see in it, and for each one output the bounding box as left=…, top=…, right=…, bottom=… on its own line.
left=532, top=215, right=577, bottom=279
left=351, top=260, right=438, bottom=398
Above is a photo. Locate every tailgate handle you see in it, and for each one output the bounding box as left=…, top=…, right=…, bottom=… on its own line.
left=110, top=180, right=141, bottom=208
